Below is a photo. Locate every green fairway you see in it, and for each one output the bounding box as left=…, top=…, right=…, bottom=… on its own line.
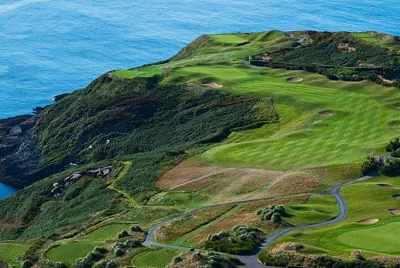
left=46, top=241, right=99, bottom=265
left=284, top=194, right=338, bottom=226
left=336, top=222, right=400, bottom=254
left=84, top=223, right=131, bottom=241
left=113, top=65, right=163, bottom=79
left=131, top=248, right=182, bottom=267
left=210, top=34, right=249, bottom=44
left=182, top=66, right=400, bottom=186
left=0, top=243, right=28, bottom=267
left=267, top=176, right=400, bottom=257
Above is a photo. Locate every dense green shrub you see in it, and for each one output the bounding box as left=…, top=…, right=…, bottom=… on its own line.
left=259, top=251, right=384, bottom=268
left=361, top=156, right=381, bottom=175
left=386, top=138, right=400, bottom=153
left=257, top=205, right=285, bottom=223
left=205, top=226, right=264, bottom=254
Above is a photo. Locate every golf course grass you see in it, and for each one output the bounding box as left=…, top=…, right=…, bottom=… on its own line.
left=0, top=243, right=29, bottom=267
left=84, top=223, right=131, bottom=241
left=131, top=248, right=182, bottom=268
left=267, top=176, right=400, bottom=257
left=46, top=241, right=99, bottom=265
left=210, top=34, right=250, bottom=44
left=284, top=194, right=338, bottom=226
left=113, top=66, right=163, bottom=79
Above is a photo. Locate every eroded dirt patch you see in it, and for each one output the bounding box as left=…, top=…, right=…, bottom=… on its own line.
left=203, top=82, right=223, bottom=88
left=357, top=218, right=379, bottom=224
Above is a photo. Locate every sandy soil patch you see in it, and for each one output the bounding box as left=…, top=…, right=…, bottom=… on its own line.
left=287, top=77, right=303, bottom=83
left=377, top=183, right=395, bottom=189
left=357, top=218, right=379, bottom=224
left=203, top=82, right=223, bottom=88
left=388, top=209, right=400, bottom=215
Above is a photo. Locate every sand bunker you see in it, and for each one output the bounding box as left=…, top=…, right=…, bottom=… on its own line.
left=318, top=111, right=334, bottom=117
left=393, top=194, right=400, bottom=200
left=203, top=82, right=223, bottom=88
left=357, top=218, right=379, bottom=224
left=388, top=209, right=400, bottom=215
left=287, top=77, right=303, bottom=83
left=377, top=183, right=395, bottom=188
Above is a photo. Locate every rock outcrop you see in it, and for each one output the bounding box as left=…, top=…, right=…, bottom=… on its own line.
left=50, top=166, right=113, bottom=198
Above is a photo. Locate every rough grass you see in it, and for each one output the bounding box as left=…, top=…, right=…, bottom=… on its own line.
left=131, top=248, right=182, bottom=267
left=0, top=243, right=29, bottom=267
left=154, top=205, right=235, bottom=243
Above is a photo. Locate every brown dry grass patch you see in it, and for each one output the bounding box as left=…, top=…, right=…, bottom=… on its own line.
left=266, top=172, right=321, bottom=197
left=156, top=158, right=219, bottom=189
left=154, top=205, right=234, bottom=243
left=187, top=195, right=308, bottom=247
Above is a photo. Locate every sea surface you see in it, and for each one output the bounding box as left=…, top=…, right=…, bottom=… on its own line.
left=0, top=0, right=400, bottom=198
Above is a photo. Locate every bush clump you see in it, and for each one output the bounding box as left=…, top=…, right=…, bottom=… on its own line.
left=205, top=226, right=264, bottom=254
left=112, top=239, right=142, bottom=257
left=257, top=205, right=285, bottom=223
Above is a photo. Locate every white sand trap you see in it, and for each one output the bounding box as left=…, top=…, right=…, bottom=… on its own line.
left=393, top=194, right=400, bottom=200
left=203, top=82, right=223, bottom=88
left=287, top=77, right=303, bottom=83
left=357, top=218, right=379, bottom=224
left=377, top=183, right=395, bottom=188
left=318, top=111, right=334, bottom=117
left=388, top=209, right=400, bottom=215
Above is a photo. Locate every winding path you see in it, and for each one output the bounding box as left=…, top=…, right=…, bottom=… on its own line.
left=144, top=175, right=373, bottom=267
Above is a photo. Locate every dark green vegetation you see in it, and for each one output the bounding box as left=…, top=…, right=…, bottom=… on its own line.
left=257, top=205, right=285, bottom=223
left=1, top=30, right=400, bottom=267
left=362, top=138, right=400, bottom=176
left=251, top=31, right=400, bottom=85
left=205, top=226, right=265, bottom=254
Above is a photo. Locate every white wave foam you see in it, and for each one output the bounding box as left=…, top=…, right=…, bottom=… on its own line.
left=0, top=0, right=47, bottom=15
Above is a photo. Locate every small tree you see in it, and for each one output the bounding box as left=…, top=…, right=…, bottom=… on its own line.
left=386, top=138, right=400, bottom=152
left=271, top=213, right=282, bottom=223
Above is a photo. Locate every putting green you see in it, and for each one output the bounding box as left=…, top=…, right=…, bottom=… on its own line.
left=336, top=222, right=400, bottom=253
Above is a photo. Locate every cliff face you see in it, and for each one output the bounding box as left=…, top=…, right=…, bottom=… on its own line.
left=0, top=74, right=278, bottom=188
left=0, top=115, right=43, bottom=187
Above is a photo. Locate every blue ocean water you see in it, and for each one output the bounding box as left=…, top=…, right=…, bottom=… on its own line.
left=0, top=0, right=399, bottom=198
